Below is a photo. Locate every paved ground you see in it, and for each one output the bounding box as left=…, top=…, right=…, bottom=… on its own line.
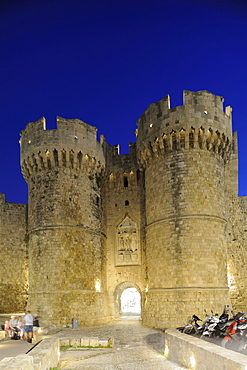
left=0, top=338, right=34, bottom=361
left=54, top=316, right=188, bottom=369
left=0, top=313, right=34, bottom=361
left=59, top=345, right=183, bottom=369
left=0, top=314, right=188, bottom=369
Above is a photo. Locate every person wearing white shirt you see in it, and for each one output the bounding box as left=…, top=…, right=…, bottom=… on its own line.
left=23, top=310, right=34, bottom=342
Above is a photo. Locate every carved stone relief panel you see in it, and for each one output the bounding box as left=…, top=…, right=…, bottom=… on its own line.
left=116, top=216, right=140, bottom=265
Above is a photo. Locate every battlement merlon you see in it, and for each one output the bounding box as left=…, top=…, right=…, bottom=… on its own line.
left=19, top=116, right=105, bottom=166
left=136, top=90, right=233, bottom=145
left=0, top=193, right=6, bottom=204
left=183, top=90, right=225, bottom=110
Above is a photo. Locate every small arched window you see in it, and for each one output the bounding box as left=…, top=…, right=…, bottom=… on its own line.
left=180, top=129, right=185, bottom=149
left=96, top=196, right=100, bottom=206
left=189, top=127, right=195, bottom=148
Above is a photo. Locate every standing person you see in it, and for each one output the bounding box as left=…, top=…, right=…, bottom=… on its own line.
left=23, top=310, right=34, bottom=343
left=32, top=315, right=40, bottom=335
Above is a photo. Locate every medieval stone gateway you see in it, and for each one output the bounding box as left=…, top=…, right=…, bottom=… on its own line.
left=114, top=282, right=141, bottom=317
left=1, top=90, right=246, bottom=328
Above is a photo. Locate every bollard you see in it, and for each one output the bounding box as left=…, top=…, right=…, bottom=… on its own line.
left=72, top=318, right=79, bottom=329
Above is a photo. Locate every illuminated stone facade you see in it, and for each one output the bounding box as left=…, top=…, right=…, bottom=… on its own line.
left=1, top=90, right=247, bottom=328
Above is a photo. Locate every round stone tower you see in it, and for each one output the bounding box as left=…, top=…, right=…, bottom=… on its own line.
left=136, top=90, right=233, bottom=328
left=20, top=116, right=108, bottom=326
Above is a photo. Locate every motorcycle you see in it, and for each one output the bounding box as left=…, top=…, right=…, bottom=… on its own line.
left=177, top=314, right=201, bottom=335
left=200, top=312, right=220, bottom=339
left=237, top=326, right=247, bottom=354
left=200, top=309, right=232, bottom=339
left=195, top=310, right=220, bottom=337
left=221, top=312, right=247, bottom=350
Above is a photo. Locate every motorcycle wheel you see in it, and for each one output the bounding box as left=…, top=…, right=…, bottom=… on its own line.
left=183, top=327, right=194, bottom=335
left=201, top=335, right=211, bottom=342
left=221, top=338, right=232, bottom=349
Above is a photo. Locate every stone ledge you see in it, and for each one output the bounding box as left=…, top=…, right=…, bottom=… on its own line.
left=165, top=328, right=247, bottom=370
left=0, top=331, right=6, bottom=341
left=0, top=354, right=33, bottom=369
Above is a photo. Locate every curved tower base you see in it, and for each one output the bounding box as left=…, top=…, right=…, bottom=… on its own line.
left=142, top=288, right=230, bottom=328
left=20, top=117, right=109, bottom=327
left=137, top=90, right=233, bottom=328
left=28, top=291, right=109, bottom=327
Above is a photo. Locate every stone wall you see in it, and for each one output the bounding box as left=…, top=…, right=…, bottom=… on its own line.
left=136, top=90, right=233, bottom=327
left=20, top=117, right=109, bottom=326
left=226, top=195, right=247, bottom=311
left=1, top=90, right=247, bottom=328
left=165, top=328, right=247, bottom=370
left=102, top=140, right=146, bottom=318
left=225, top=132, right=247, bottom=312
left=0, top=193, right=27, bottom=312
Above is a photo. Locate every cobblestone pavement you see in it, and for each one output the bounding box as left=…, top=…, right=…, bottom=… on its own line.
left=54, top=316, right=188, bottom=370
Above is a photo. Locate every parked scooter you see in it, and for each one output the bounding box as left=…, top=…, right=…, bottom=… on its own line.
left=200, top=312, right=220, bottom=339
left=195, top=310, right=219, bottom=337
left=177, top=315, right=201, bottom=335
left=200, top=308, right=232, bottom=339
left=177, top=306, right=233, bottom=340
left=183, top=315, right=202, bottom=335
left=221, top=312, right=247, bottom=350
left=237, top=325, right=247, bottom=354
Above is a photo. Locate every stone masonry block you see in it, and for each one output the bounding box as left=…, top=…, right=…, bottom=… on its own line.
left=0, top=358, right=13, bottom=369
left=89, top=337, right=99, bottom=347
left=99, top=339, right=109, bottom=347
left=0, top=331, right=5, bottom=340
left=59, top=338, right=71, bottom=346
left=0, top=355, right=33, bottom=370
left=70, top=338, right=81, bottom=347
left=80, top=337, right=90, bottom=346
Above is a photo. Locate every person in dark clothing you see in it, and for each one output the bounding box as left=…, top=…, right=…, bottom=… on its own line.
left=33, top=315, right=40, bottom=335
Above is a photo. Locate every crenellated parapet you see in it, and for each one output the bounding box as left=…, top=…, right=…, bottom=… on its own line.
left=138, top=125, right=232, bottom=167
left=105, top=170, right=139, bottom=189
left=136, top=90, right=233, bottom=166
left=101, top=138, right=140, bottom=190
left=21, top=148, right=105, bottom=181
left=20, top=116, right=105, bottom=181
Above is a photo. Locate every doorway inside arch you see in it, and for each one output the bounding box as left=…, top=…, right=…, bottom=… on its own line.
left=120, top=287, right=141, bottom=315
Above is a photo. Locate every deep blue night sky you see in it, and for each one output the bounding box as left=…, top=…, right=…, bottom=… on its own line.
left=1, top=0, right=247, bottom=203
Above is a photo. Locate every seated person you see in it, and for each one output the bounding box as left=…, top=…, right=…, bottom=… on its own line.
left=9, top=316, right=20, bottom=337
left=17, top=316, right=24, bottom=339
left=3, top=321, right=10, bottom=336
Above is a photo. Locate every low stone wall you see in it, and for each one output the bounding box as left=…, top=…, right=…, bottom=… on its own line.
left=0, top=335, right=112, bottom=369
left=0, top=354, right=34, bottom=370
left=0, top=337, right=59, bottom=370
left=60, top=336, right=112, bottom=347
left=0, top=331, right=5, bottom=341
left=165, top=328, right=247, bottom=370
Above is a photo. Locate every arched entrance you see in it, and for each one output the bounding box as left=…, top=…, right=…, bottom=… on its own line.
left=114, top=282, right=141, bottom=317
left=121, top=287, right=141, bottom=314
